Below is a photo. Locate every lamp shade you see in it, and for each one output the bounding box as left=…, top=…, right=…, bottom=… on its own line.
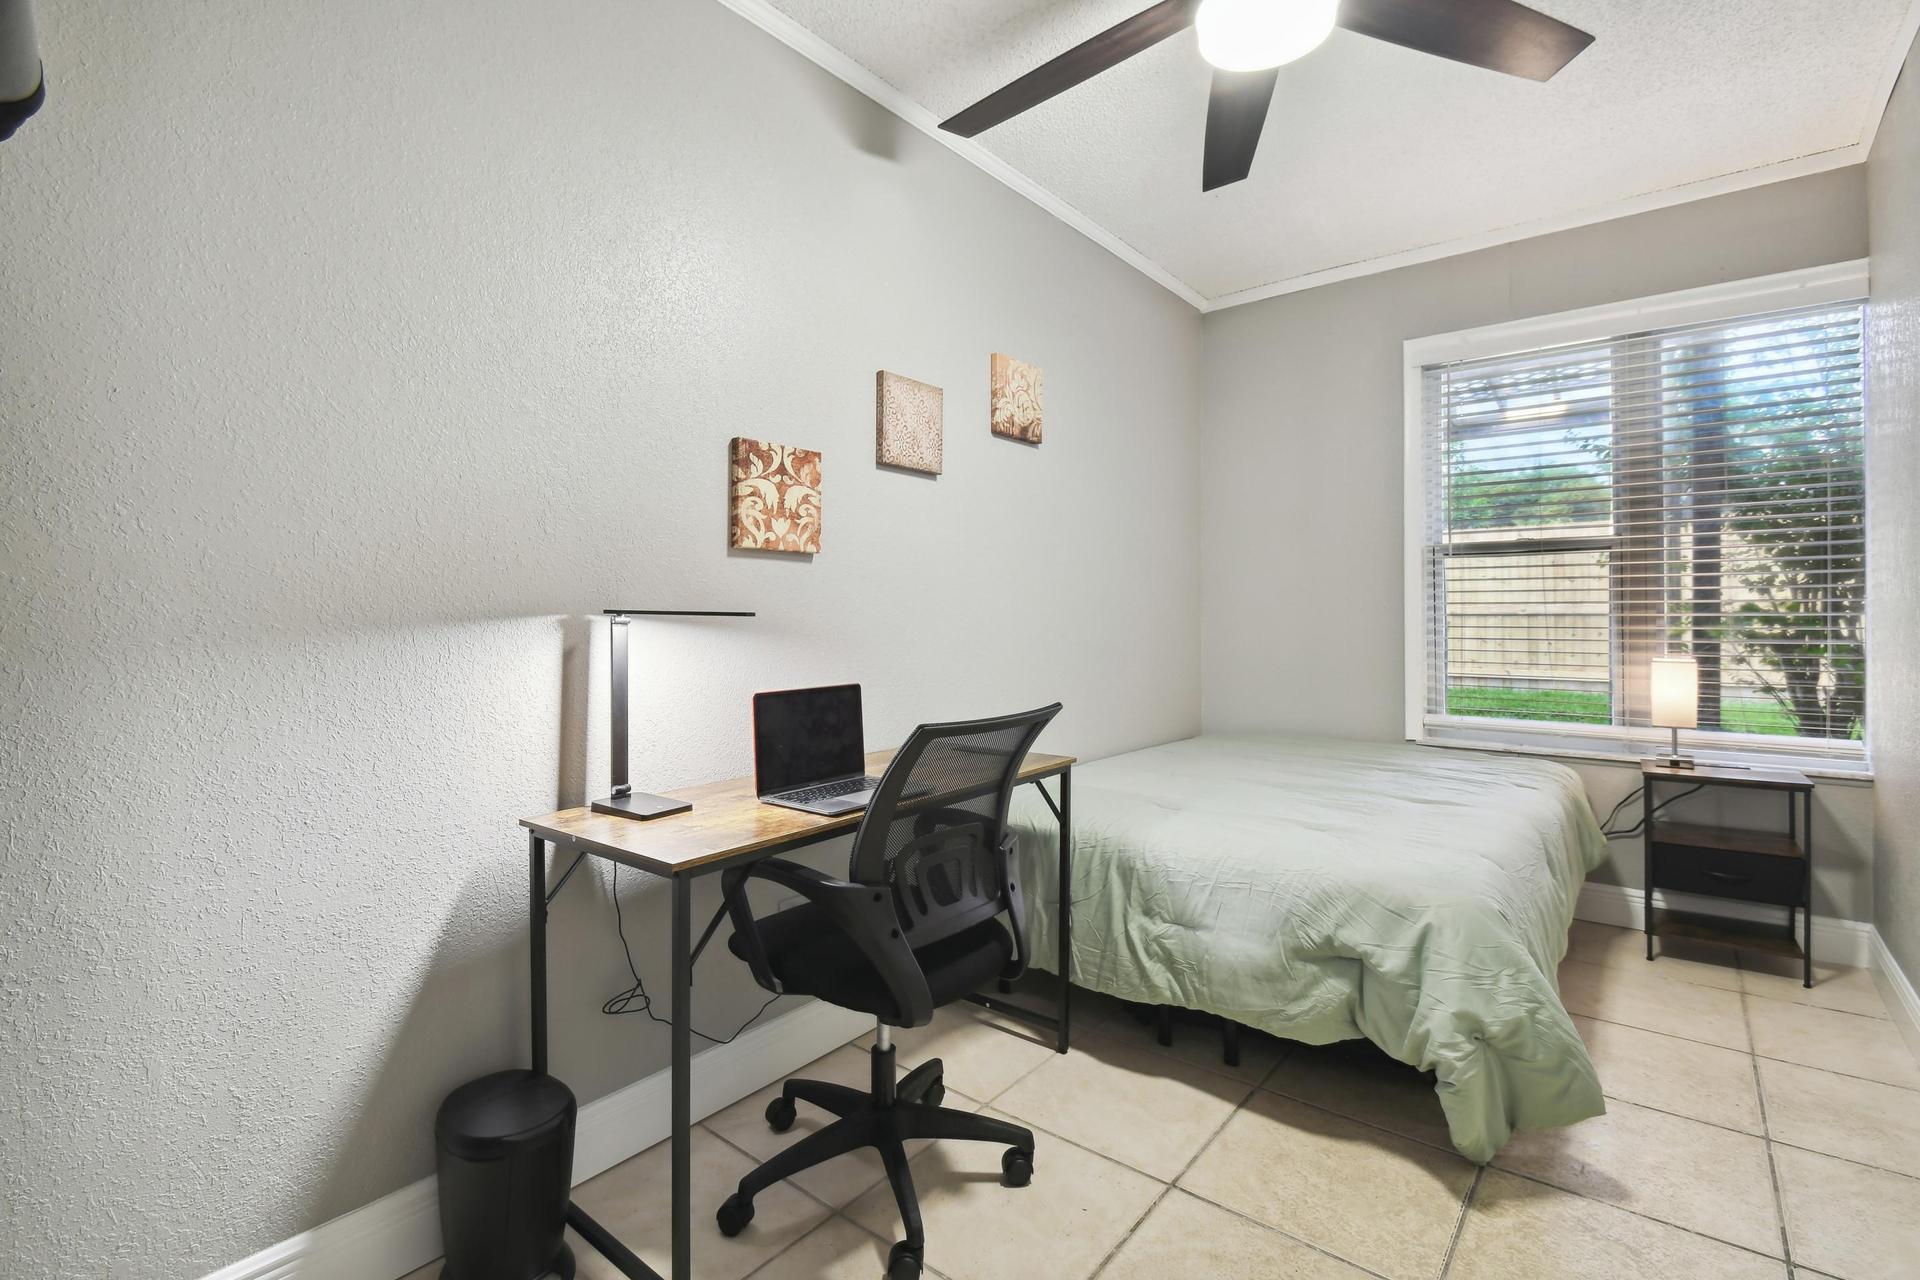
left=0, top=0, right=40, bottom=102
left=1650, top=656, right=1699, bottom=730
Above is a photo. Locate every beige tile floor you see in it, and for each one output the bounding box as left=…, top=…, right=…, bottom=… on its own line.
left=405, top=924, right=1918, bottom=1280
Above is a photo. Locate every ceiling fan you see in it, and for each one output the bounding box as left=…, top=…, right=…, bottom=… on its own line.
left=938, top=0, right=1594, bottom=192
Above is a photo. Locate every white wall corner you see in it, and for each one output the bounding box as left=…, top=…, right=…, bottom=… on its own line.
left=198, top=999, right=871, bottom=1280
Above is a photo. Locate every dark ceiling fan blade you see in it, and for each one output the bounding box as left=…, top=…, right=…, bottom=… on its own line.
left=1202, top=67, right=1279, bottom=191
left=1338, top=0, right=1594, bottom=81
left=940, top=0, right=1201, bottom=137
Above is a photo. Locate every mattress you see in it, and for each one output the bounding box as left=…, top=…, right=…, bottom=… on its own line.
left=1007, top=733, right=1609, bottom=1163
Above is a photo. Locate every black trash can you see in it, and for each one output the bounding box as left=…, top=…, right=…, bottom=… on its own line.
left=435, top=1070, right=577, bottom=1280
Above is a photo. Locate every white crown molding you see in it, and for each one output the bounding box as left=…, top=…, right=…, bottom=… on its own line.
left=1203, top=147, right=1868, bottom=312
left=1860, top=0, right=1920, bottom=158
left=1207, top=0, right=1920, bottom=312
left=199, top=999, right=869, bottom=1280
left=707, top=0, right=1209, bottom=311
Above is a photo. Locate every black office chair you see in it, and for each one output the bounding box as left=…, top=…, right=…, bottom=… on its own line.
left=715, top=703, right=1062, bottom=1280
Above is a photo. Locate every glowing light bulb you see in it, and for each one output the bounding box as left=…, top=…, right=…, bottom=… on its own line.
left=1196, top=0, right=1339, bottom=73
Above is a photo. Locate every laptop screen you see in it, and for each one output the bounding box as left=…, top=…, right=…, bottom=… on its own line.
left=753, top=684, right=866, bottom=796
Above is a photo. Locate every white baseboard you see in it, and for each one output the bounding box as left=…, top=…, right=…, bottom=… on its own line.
left=201, top=999, right=870, bottom=1280
left=1573, top=881, right=1874, bottom=968
left=1870, top=928, right=1920, bottom=1062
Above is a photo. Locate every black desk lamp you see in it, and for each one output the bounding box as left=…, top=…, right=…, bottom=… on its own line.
left=590, top=609, right=754, bottom=821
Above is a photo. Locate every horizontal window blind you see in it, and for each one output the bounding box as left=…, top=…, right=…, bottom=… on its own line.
left=1416, top=300, right=1867, bottom=763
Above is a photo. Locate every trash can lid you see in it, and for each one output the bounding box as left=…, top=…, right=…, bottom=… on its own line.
left=436, top=1070, right=576, bottom=1158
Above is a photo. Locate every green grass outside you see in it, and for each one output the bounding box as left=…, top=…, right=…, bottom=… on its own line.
left=1445, top=686, right=1800, bottom=736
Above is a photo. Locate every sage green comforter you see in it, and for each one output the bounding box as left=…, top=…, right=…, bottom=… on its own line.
left=1008, top=734, right=1609, bottom=1163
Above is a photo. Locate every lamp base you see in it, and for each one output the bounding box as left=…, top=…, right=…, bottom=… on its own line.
left=1653, top=752, right=1697, bottom=770
left=590, top=791, right=693, bottom=821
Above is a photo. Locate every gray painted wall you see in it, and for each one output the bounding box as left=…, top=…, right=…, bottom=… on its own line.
left=1869, top=34, right=1920, bottom=988
left=0, top=2, right=1202, bottom=1274
left=1197, top=168, right=1877, bottom=916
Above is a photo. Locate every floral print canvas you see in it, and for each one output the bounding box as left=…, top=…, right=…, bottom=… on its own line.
left=729, top=437, right=821, bottom=553
left=876, top=370, right=943, bottom=475
left=990, top=353, right=1042, bottom=443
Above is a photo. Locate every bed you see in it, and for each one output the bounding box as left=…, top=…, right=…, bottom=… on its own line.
left=1006, top=733, right=1609, bottom=1164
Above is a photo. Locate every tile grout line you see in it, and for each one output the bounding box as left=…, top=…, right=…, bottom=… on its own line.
left=1250, top=1085, right=1797, bottom=1269
left=1082, top=1046, right=1289, bottom=1280
left=1765, top=1137, right=1920, bottom=1183
left=1436, top=1166, right=1485, bottom=1280
left=1742, top=989, right=1797, bottom=1273
left=1571, top=1003, right=1920, bottom=1092
left=1572, top=935, right=1899, bottom=1023
left=1091, top=1045, right=1400, bottom=1280
left=1484, top=1164, right=1798, bottom=1266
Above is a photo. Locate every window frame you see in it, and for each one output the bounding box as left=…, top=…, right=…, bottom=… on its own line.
left=1402, top=259, right=1872, bottom=774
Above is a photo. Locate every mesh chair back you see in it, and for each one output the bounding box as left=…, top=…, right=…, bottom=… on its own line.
left=847, top=704, right=1061, bottom=951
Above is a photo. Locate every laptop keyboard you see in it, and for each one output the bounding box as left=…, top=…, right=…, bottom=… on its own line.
left=778, top=777, right=877, bottom=805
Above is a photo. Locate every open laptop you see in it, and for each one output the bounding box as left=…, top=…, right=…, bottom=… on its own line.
left=753, top=684, right=884, bottom=815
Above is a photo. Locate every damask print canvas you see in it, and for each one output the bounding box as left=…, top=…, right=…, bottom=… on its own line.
left=729, top=437, right=822, bottom=554
left=875, top=370, right=943, bottom=475
left=990, top=353, right=1043, bottom=443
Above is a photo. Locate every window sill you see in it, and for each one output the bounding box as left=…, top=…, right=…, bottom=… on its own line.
left=1408, top=735, right=1875, bottom=786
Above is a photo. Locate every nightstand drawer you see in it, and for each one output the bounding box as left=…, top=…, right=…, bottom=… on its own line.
left=1653, top=845, right=1804, bottom=905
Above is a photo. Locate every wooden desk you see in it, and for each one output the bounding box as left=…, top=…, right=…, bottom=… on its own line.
left=519, top=750, right=1075, bottom=1280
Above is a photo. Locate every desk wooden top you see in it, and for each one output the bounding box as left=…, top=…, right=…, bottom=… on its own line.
left=521, top=750, right=1075, bottom=877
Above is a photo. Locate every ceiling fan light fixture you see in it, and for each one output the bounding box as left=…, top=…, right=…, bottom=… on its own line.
left=1196, top=0, right=1338, bottom=73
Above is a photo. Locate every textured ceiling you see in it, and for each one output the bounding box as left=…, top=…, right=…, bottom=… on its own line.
left=759, top=0, right=1916, bottom=306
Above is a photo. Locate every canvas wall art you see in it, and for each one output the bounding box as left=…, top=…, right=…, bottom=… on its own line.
left=729, top=437, right=822, bottom=554
left=875, top=370, right=944, bottom=475
left=990, top=353, right=1042, bottom=443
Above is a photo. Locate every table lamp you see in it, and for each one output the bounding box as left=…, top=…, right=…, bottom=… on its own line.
left=1650, top=655, right=1698, bottom=769
left=590, top=608, right=754, bottom=821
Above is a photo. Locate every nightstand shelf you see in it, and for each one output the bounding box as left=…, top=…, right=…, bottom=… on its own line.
left=1641, top=760, right=1814, bottom=986
left=1649, top=820, right=1801, bottom=860
left=1651, top=912, right=1803, bottom=960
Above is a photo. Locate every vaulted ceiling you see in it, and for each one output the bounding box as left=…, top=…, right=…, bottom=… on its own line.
left=747, top=0, right=1919, bottom=309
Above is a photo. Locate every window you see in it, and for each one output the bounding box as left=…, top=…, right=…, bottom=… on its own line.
left=1405, top=265, right=1869, bottom=770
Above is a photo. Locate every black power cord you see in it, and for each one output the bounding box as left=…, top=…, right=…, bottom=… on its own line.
left=601, top=863, right=784, bottom=1046
left=1601, top=782, right=1706, bottom=841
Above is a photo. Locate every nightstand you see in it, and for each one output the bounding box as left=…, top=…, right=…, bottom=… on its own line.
left=1641, top=760, right=1814, bottom=987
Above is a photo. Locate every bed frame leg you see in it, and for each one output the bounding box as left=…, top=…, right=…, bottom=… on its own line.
left=1155, top=1005, right=1173, bottom=1047
left=1221, top=1020, right=1241, bottom=1069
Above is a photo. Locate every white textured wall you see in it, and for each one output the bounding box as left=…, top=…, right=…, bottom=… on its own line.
left=1869, top=38, right=1920, bottom=985
left=1197, top=168, right=1878, bottom=913
left=0, top=2, right=1202, bottom=1274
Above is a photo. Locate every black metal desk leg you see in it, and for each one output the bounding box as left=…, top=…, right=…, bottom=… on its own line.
left=1643, top=783, right=1655, bottom=962
left=530, top=833, right=548, bottom=1077
left=671, top=874, right=692, bottom=1280
left=1803, top=793, right=1815, bottom=989
left=1056, top=767, right=1072, bottom=1054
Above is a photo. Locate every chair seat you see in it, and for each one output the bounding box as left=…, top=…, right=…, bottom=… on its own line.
left=729, top=902, right=1012, bottom=1024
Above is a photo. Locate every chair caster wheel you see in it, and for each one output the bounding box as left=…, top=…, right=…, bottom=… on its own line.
left=887, top=1241, right=923, bottom=1279
left=716, top=1192, right=755, bottom=1237
left=1000, top=1147, right=1034, bottom=1188
left=765, top=1095, right=797, bottom=1133
left=924, top=1080, right=946, bottom=1108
